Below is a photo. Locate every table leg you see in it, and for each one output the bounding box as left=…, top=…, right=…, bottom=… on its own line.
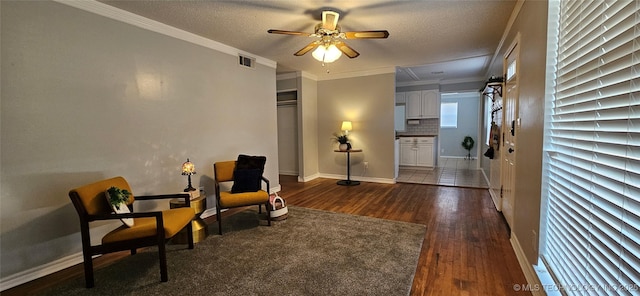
left=337, top=151, right=360, bottom=186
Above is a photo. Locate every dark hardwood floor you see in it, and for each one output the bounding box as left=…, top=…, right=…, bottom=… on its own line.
left=4, top=176, right=529, bottom=296
left=278, top=175, right=529, bottom=296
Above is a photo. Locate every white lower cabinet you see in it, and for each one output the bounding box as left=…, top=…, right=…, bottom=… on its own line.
left=400, top=141, right=417, bottom=166
left=399, top=137, right=435, bottom=167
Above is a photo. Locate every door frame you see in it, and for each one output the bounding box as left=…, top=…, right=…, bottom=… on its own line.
left=501, top=33, right=521, bottom=229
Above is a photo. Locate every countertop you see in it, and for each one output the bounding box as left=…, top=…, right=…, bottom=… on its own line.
left=395, top=134, right=438, bottom=138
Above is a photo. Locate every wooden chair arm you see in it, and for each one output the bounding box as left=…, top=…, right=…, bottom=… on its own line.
left=262, top=176, right=270, bottom=194
left=136, top=193, right=191, bottom=207
left=89, top=211, right=163, bottom=221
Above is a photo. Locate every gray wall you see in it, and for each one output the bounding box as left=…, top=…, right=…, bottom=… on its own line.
left=1, top=1, right=278, bottom=280
left=510, top=0, right=547, bottom=265
left=298, top=74, right=319, bottom=181
left=486, top=0, right=548, bottom=265
left=318, top=73, right=396, bottom=180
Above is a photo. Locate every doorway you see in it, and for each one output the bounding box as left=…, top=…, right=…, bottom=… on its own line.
left=438, top=92, right=480, bottom=162
left=397, top=91, right=486, bottom=188
left=276, top=91, right=298, bottom=176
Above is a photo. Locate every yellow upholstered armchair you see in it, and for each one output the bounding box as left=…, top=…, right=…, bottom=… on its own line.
left=214, top=158, right=271, bottom=235
left=68, top=176, right=195, bottom=288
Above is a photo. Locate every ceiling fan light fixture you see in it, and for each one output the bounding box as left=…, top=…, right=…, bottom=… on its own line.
left=312, top=44, right=342, bottom=63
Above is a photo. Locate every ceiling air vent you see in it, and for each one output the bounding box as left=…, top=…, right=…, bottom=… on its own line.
left=238, top=55, right=255, bottom=69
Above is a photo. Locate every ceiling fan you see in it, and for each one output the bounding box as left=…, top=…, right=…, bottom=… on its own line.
left=268, top=10, right=389, bottom=63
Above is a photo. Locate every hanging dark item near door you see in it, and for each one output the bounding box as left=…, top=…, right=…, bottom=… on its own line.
left=484, top=147, right=494, bottom=159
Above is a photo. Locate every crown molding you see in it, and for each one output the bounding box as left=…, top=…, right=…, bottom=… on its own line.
left=440, top=76, right=485, bottom=85
left=396, top=79, right=441, bottom=87
left=299, top=71, right=318, bottom=81
left=54, top=0, right=277, bottom=69
left=276, top=71, right=318, bottom=81
left=486, top=0, right=525, bottom=78
left=276, top=73, right=297, bottom=81
left=396, top=76, right=484, bottom=88
left=316, top=67, right=396, bottom=81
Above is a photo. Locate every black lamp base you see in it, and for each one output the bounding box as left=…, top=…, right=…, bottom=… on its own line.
left=184, top=174, right=196, bottom=192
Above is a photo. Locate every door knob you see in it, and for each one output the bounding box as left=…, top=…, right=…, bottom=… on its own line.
left=508, top=148, right=514, bottom=153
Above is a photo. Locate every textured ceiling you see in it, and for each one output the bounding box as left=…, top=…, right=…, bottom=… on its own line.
left=101, top=0, right=516, bottom=84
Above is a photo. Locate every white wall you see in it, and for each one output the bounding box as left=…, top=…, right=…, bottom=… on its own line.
left=0, top=1, right=278, bottom=284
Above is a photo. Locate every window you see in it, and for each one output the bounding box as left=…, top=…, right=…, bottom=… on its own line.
left=440, top=102, right=458, bottom=128
left=541, top=1, right=640, bottom=294
left=506, top=60, right=517, bottom=80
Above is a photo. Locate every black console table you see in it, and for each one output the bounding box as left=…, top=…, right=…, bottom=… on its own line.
left=334, top=149, right=362, bottom=186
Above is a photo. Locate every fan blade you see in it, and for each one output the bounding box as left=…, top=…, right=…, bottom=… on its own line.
left=343, top=30, right=390, bottom=39
left=294, top=41, right=319, bottom=56
left=268, top=29, right=311, bottom=36
left=322, top=11, right=340, bottom=30
left=334, top=41, right=360, bottom=58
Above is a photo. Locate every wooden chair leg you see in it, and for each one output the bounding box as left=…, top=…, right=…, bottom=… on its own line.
left=217, top=205, right=223, bottom=235
left=83, top=251, right=95, bottom=288
left=158, top=242, right=168, bottom=282
left=187, top=221, right=194, bottom=249
left=266, top=201, right=272, bottom=226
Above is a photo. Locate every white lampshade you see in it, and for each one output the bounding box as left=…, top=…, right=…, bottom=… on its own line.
left=312, top=44, right=342, bottom=63
left=341, top=121, right=352, bottom=132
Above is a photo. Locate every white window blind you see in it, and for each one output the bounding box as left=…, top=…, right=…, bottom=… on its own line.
left=544, top=0, right=640, bottom=294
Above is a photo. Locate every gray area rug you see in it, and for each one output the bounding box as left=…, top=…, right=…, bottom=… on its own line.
left=44, top=206, right=426, bottom=295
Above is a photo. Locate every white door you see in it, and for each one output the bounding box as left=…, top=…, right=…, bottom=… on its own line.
left=501, top=38, right=519, bottom=229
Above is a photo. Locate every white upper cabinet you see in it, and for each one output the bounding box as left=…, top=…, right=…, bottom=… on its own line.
left=421, top=90, right=439, bottom=118
left=404, top=90, right=439, bottom=119
left=405, top=91, right=421, bottom=118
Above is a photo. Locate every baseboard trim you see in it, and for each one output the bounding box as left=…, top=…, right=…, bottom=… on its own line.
left=482, top=169, right=502, bottom=212
left=510, top=232, right=545, bottom=296
left=299, top=173, right=320, bottom=182
left=318, top=173, right=395, bottom=184
left=489, top=189, right=502, bottom=212
left=0, top=252, right=85, bottom=291
left=278, top=171, right=298, bottom=176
